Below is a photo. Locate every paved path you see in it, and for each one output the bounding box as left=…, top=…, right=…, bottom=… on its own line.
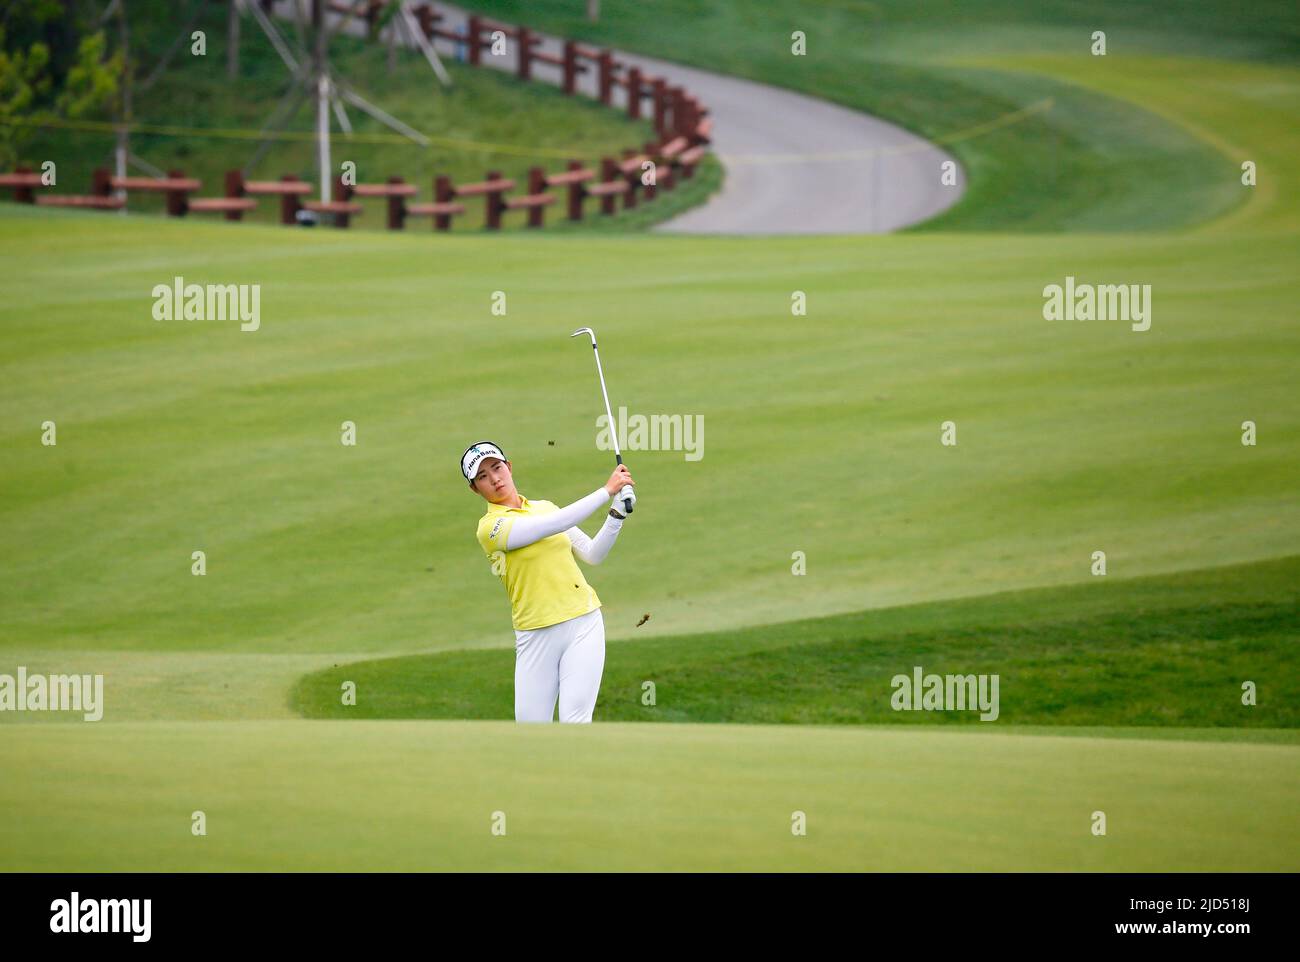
left=268, top=1, right=965, bottom=234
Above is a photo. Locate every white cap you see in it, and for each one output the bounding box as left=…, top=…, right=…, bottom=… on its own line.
left=461, top=441, right=507, bottom=482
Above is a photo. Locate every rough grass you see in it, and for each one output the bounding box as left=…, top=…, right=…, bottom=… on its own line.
left=290, top=554, right=1300, bottom=726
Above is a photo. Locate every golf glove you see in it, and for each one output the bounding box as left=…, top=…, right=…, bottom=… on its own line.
left=611, top=486, right=636, bottom=517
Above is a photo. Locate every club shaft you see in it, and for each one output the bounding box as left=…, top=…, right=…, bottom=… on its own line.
left=590, top=343, right=621, bottom=459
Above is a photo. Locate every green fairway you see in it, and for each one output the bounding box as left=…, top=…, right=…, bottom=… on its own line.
left=1, top=0, right=1297, bottom=871
left=2, top=193, right=1294, bottom=657
left=1, top=721, right=1296, bottom=871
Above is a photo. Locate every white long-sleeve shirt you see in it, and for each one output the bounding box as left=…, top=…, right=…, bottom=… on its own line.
left=565, top=517, right=624, bottom=565
left=504, top=486, right=625, bottom=564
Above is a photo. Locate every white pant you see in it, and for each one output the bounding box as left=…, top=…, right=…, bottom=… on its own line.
left=514, top=607, right=606, bottom=723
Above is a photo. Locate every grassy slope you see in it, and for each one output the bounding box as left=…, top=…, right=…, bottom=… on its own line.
left=455, top=0, right=1299, bottom=231
left=14, top=1, right=719, bottom=232
left=291, top=554, right=1300, bottom=725
left=2, top=174, right=1294, bottom=657
left=1, top=721, right=1296, bottom=870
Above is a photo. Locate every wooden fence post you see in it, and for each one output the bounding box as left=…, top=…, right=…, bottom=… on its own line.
left=642, top=142, right=659, bottom=201
left=598, top=50, right=614, bottom=105
left=12, top=165, right=35, bottom=204
left=652, top=78, right=667, bottom=137
left=626, top=67, right=642, bottom=119
left=485, top=169, right=503, bottom=230
left=334, top=174, right=354, bottom=229
left=165, top=169, right=189, bottom=216
left=467, top=15, right=482, bottom=65
left=280, top=174, right=301, bottom=224
left=527, top=167, right=545, bottom=228
left=224, top=169, right=245, bottom=221
left=92, top=167, right=112, bottom=200
left=599, top=157, right=618, bottom=215
left=658, top=149, right=676, bottom=192
left=387, top=175, right=407, bottom=230
left=518, top=27, right=533, bottom=81
left=435, top=175, right=454, bottom=231
left=562, top=41, right=578, bottom=94
left=621, top=150, right=638, bottom=209
left=567, top=159, right=584, bottom=221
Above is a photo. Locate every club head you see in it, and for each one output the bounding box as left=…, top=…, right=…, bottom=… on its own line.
left=570, top=327, right=596, bottom=345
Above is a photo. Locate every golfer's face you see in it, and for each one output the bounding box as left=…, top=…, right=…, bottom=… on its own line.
left=473, top=458, right=514, bottom=502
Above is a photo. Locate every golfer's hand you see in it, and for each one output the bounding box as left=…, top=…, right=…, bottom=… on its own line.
left=610, top=490, right=636, bottom=518
left=605, top=465, right=635, bottom=496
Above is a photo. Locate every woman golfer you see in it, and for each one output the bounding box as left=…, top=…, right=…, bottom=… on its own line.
left=463, top=441, right=635, bottom=723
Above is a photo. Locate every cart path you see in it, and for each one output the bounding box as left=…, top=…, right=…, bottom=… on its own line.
left=272, top=1, right=965, bottom=234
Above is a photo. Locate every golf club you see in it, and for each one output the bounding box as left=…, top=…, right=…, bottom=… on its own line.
left=571, top=327, right=636, bottom=515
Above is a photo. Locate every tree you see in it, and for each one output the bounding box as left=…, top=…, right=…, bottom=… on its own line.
left=0, top=1, right=120, bottom=169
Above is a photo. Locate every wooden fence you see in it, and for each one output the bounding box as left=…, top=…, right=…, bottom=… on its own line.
left=2, top=2, right=713, bottom=232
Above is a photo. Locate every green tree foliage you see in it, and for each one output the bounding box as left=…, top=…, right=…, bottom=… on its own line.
left=0, top=0, right=120, bottom=168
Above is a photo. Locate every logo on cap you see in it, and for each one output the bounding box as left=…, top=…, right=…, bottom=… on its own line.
left=462, top=441, right=505, bottom=480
